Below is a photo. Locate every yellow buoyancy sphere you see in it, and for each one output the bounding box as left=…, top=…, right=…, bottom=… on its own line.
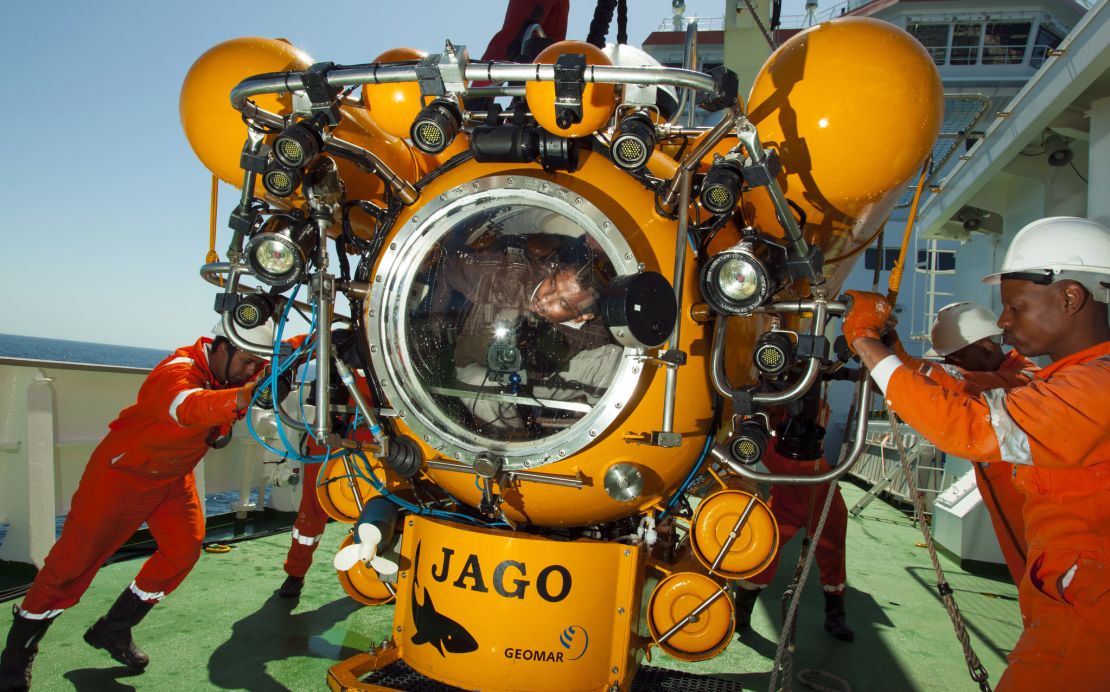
left=744, top=17, right=943, bottom=265
left=525, top=41, right=616, bottom=138
left=362, top=47, right=428, bottom=139
left=180, top=37, right=312, bottom=187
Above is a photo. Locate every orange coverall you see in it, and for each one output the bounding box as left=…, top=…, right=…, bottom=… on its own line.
left=902, top=349, right=1037, bottom=585
left=743, top=447, right=848, bottom=594
left=20, top=338, right=246, bottom=617
left=883, top=341, right=1110, bottom=690
left=282, top=372, right=376, bottom=580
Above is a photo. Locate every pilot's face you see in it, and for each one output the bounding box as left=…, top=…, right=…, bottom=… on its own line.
left=530, top=269, right=594, bottom=324
left=224, top=345, right=268, bottom=386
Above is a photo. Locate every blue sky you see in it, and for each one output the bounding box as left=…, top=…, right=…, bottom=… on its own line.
left=1, top=0, right=807, bottom=349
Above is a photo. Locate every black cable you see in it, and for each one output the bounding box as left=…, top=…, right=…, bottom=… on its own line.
left=616, top=0, right=628, bottom=46
left=586, top=0, right=618, bottom=49
left=1070, top=160, right=1088, bottom=183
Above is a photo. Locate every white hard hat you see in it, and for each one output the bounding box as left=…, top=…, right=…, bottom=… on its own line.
left=982, top=216, right=1110, bottom=303
left=929, top=302, right=1002, bottom=357
left=212, top=319, right=276, bottom=349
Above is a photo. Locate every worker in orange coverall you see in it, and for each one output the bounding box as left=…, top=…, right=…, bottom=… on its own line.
left=481, top=0, right=569, bottom=63
left=888, top=301, right=1037, bottom=585
left=278, top=331, right=377, bottom=600
left=0, top=321, right=273, bottom=690
left=843, top=216, right=1110, bottom=690
left=735, top=395, right=854, bottom=642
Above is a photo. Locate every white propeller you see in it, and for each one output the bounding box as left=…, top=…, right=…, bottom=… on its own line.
left=333, top=523, right=399, bottom=575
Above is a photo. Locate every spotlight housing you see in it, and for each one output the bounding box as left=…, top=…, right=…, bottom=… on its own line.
left=244, top=216, right=318, bottom=288
left=273, top=122, right=322, bottom=169
left=411, top=99, right=462, bottom=154
left=255, top=368, right=293, bottom=410
left=233, top=294, right=275, bottom=330
left=700, top=157, right=744, bottom=214
left=699, top=242, right=773, bottom=315
left=611, top=111, right=656, bottom=171
left=753, top=331, right=795, bottom=376
left=261, top=160, right=302, bottom=197
left=729, top=419, right=769, bottom=465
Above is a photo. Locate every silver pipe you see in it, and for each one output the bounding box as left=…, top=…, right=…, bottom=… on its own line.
left=708, top=300, right=829, bottom=405
left=334, top=354, right=389, bottom=459
left=199, top=261, right=353, bottom=323
left=669, top=19, right=699, bottom=127
left=657, top=588, right=728, bottom=644
left=425, top=459, right=584, bottom=488
left=322, top=137, right=418, bottom=205
left=753, top=299, right=827, bottom=405
left=218, top=265, right=276, bottom=357
left=311, top=218, right=334, bottom=443
left=710, top=375, right=873, bottom=485
left=662, top=169, right=693, bottom=433
left=230, top=63, right=718, bottom=111
left=734, top=118, right=813, bottom=264
left=661, top=107, right=740, bottom=209
left=756, top=299, right=847, bottom=316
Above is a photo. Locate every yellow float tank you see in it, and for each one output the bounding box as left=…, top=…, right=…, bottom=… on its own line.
left=742, top=17, right=943, bottom=292
left=180, top=37, right=421, bottom=213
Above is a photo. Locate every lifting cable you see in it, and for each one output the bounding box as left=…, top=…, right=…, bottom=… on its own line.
left=882, top=156, right=992, bottom=691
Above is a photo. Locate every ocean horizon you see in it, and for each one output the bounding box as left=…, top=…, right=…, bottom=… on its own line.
left=0, top=333, right=171, bottom=369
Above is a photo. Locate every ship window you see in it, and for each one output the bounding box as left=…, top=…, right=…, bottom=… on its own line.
left=983, top=22, right=1030, bottom=65
left=950, top=23, right=982, bottom=65
left=907, top=23, right=950, bottom=65
left=1030, top=25, right=1063, bottom=68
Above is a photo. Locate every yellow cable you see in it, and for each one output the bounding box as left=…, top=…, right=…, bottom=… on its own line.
left=203, top=543, right=232, bottom=554
left=886, top=156, right=932, bottom=303
left=206, top=174, right=219, bottom=264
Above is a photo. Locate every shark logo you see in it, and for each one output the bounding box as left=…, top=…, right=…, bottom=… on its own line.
left=410, top=541, right=479, bottom=657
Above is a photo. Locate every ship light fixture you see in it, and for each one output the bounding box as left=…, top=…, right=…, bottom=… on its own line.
left=700, top=242, right=771, bottom=315
left=244, top=217, right=318, bottom=288
left=411, top=99, right=462, bottom=154
left=273, top=122, right=323, bottom=169
left=261, top=159, right=303, bottom=197
left=730, top=420, right=768, bottom=465
left=233, top=293, right=275, bottom=330
left=753, top=331, right=795, bottom=376
left=611, top=111, right=656, bottom=171
left=700, top=158, right=744, bottom=215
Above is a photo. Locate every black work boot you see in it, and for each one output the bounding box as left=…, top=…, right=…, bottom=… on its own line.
left=733, top=586, right=761, bottom=632
left=0, top=605, right=55, bottom=691
left=278, top=575, right=304, bottom=599
left=823, top=591, right=855, bottom=642
left=83, top=588, right=154, bottom=669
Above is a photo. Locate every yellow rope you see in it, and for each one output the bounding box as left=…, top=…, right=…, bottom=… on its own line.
left=886, top=156, right=932, bottom=304
left=206, top=174, right=220, bottom=264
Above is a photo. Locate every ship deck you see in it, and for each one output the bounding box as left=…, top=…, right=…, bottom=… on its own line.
left=2, top=481, right=1020, bottom=691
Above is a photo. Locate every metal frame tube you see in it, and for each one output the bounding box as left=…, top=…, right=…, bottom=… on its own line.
left=661, top=107, right=740, bottom=210
left=661, top=169, right=693, bottom=433
left=710, top=375, right=873, bottom=485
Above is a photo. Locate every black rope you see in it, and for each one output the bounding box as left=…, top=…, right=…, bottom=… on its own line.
left=586, top=0, right=618, bottom=49
left=616, top=0, right=627, bottom=46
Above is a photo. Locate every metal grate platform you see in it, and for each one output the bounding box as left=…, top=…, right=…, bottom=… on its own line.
left=361, top=660, right=748, bottom=691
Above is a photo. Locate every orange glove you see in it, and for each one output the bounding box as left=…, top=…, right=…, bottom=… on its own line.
left=842, top=290, right=893, bottom=350
left=235, top=381, right=258, bottom=410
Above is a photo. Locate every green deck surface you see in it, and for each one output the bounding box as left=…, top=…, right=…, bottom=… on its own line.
left=2, top=482, right=1020, bottom=691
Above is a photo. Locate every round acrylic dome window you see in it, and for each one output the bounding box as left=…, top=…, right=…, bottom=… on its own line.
left=367, top=176, right=643, bottom=470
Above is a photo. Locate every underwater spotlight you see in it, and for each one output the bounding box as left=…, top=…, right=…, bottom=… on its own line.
left=272, top=122, right=322, bottom=169
left=254, top=368, right=293, bottom=410
left=753, top=331, right=795, bottom=376
left=233, top=294, right=275, bottom=330
left=244, top=216, right=318, bottom=288
left=261, top=159, right=302, bottom=197
left=411, top=98, right=462, bottom=154
left=700, top=157, right=744, bottom=215
left=729, top=420, right=769, bottom=465
left=611, top=111, right=656, bottom=171
left=699, top=242, right=772, bottom=315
